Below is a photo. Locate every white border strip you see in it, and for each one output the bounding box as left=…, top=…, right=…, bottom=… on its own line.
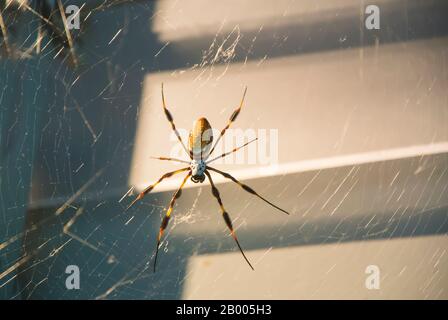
left=29, top=142, right=448, bottom=209
left=137, top=142, right=448, bottom=192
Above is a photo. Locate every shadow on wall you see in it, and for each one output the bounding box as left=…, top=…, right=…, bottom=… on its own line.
left=19, top=152, right=448, bottom=299
left=163, top=0, right=448, bottom=69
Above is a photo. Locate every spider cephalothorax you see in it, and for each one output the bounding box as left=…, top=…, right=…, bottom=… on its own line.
left=190, top=159, right=206, bottom=183
left=127, top=84, right=290, bottom=272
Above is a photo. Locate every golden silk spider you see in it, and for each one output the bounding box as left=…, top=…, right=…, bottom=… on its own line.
left=127, top=84, right=290, bottom=272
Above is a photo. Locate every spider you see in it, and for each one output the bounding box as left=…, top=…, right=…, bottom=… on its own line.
left=127, top=84, right=290, bottom=272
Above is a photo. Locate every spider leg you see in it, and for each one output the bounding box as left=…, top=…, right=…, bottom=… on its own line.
left=207, top=87, right=247, bottom=158
left=154, top=172, right=191, bottom=272
left=161, top=83, right=192, bottom=159
left=205, top=170, right=254, bottom=270
left=206, top=138, right=257, bottom=164
left=150, top=156, right=190, bottom=164
left=126, top=167, right=189, bottom=211
left=207, top=166, right=290, bottom=215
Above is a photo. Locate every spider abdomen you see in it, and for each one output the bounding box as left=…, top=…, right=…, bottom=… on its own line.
left=189, top=117, right=213, bottom=158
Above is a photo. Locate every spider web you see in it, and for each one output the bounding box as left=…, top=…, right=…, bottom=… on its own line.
left=1, top=0, right=448, bottom=300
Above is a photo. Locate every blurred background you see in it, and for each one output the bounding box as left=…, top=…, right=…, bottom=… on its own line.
left=0, top=0, right=447, bottom=299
